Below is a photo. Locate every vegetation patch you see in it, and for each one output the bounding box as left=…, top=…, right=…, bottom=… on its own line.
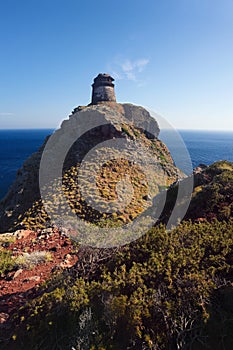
left=0, top=250, right=15, bottom=275
left=3, top=219, right=233, bottom=349
left=15, top=251, right=52, bottom=269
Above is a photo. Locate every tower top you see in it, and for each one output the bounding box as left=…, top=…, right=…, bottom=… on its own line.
left=91, top=73, right=116, bottom=104
left=92, top=73, right=114, bottom=86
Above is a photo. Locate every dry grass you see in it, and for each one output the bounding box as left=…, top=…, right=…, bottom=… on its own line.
left=15, top=251, right=52, bottom=268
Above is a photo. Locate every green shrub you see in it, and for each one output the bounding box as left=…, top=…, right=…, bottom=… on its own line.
left=0, top=249, right=15, bottom=275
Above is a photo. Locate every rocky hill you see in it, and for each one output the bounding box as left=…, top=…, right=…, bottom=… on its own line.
left=0, top=102, right=183, bottom=234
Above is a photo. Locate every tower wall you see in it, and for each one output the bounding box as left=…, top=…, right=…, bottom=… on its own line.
left=92, top=85, right=116, bottom=104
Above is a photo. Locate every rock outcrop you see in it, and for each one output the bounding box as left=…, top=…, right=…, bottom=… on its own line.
left=0, top=74, right=183, bottom=233
left=0, top=102, right=182, bottom=233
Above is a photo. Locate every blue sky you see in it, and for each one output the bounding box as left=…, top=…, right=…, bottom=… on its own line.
left=0, top=0, right=233, bottom=130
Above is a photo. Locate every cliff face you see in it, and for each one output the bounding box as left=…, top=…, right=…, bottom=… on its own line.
left=0, top=102, right=183, bottom=233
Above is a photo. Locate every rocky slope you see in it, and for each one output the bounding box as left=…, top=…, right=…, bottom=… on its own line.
left=185, top=160, right=233, bottom=221
left=0, top=102, right=182, bottom=233
left=159, top=160, right=233, bottom=224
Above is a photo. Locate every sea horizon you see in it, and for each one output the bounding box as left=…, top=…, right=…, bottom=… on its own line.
left=1, top=127, right=233, bottom=132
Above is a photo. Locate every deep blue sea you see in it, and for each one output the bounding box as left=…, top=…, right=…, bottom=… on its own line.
left=160, top=129, right=233, bottom=174
left=0, top=129, right=233, bottom=200
left=0, top=129, right=53, bottom=200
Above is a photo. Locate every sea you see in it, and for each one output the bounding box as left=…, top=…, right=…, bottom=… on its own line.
left=0, top=129, right=233, bottom=200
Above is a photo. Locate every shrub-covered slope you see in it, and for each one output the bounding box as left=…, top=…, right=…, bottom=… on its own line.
left=159, top=160, right=233, bottom=225
left=186, top=161, right=233, bottom=221
left=1, top=218, right=233, bottom=350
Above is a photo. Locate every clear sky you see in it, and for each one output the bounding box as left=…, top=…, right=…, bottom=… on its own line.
left=0, top=0, right=233, bottom=130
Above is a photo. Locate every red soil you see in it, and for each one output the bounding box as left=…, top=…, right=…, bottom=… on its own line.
left=0, top=229, right=78, bottom=322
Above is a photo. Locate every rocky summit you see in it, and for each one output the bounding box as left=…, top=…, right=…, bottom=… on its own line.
left=0, top=75, right=183, bottom=234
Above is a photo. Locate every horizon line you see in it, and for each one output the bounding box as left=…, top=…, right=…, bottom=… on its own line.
left=1, top=127, right=233, bottom=132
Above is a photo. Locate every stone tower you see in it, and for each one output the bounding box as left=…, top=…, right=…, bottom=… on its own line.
left=91, top=73, right=116, bottom=104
